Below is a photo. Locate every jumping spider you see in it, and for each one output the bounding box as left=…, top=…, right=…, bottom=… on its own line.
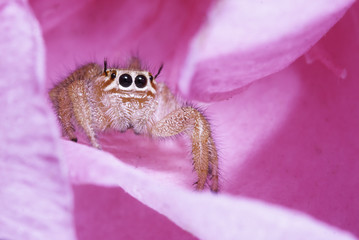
left=49, top=57, right=219, bottom=192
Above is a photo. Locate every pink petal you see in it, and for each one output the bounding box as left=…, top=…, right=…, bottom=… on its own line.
left=23, top=0, right=359, bottom=239
left=29, top=0, right=213, bottom=91
left=211, top=3, right=359, bottom=237
left=178, top=0, right=355, bottom=101
left=61, top=2, right=359, bottom=238
left=0, top=1, right=75, bottom=240
left=63, top=140, right=356, bottom=240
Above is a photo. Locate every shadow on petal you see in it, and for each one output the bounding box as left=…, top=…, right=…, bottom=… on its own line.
left=73, top=184, right=197, bottom=240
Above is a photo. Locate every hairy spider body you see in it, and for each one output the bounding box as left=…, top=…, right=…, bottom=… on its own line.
left=49, top=58, right=219, bottom=192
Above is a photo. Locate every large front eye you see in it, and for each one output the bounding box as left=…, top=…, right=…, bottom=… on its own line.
left=119, top=74, right=132, bottom=87
left=135, top=75, right=147, bottom=88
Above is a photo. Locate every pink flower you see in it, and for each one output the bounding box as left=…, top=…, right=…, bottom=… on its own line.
left=1, top=0, right=358, bottom=239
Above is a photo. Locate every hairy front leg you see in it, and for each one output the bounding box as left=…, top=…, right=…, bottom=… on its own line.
left=49, top=86, right=77, bottom=142
left=68, top=81, right=100, bottom=149
left=207, top=137, right=219, bottom=192
left=151, top=107, right=219, bottom=192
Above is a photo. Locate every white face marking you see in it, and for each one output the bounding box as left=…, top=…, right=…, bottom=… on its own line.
left=104, top=69, right=156, bottom=94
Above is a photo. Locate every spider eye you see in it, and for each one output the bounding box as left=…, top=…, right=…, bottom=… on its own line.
left=149, top=75, right=154, bottom=81
left=111, top=72, right=116, bottom=79
left=119, top=74, right=132, bottom=87
left=135, top=75, right=147, bottom=88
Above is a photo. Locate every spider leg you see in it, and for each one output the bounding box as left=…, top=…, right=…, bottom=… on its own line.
left=151, top=106, right=219, bottom=192
left=68, top=80, right=100, bottom=149
left=207, top=137, right=219, bottom=192
left=49, top=86, right=77, bottom=142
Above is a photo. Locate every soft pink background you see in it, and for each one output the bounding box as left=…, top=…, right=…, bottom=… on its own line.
left=1, top=0, right=358, bottom=239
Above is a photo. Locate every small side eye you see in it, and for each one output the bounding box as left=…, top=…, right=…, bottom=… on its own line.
left=149, top=75, right=154, bottom=81
left=135, top=75, right=147, bottom=88
left=119, top=74, right=133, bottom=87
left=111, top=72, right=116, bottom=79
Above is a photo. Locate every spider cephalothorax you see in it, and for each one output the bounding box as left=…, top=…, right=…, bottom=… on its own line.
left=49, top=57, right=219, bottom=192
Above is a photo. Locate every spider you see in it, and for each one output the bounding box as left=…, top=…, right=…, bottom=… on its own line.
left=49, top=57, right=219, bottom=192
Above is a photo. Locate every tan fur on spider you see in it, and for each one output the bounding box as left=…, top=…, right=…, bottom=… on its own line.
left=49, top=57, right=219, bottom=192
